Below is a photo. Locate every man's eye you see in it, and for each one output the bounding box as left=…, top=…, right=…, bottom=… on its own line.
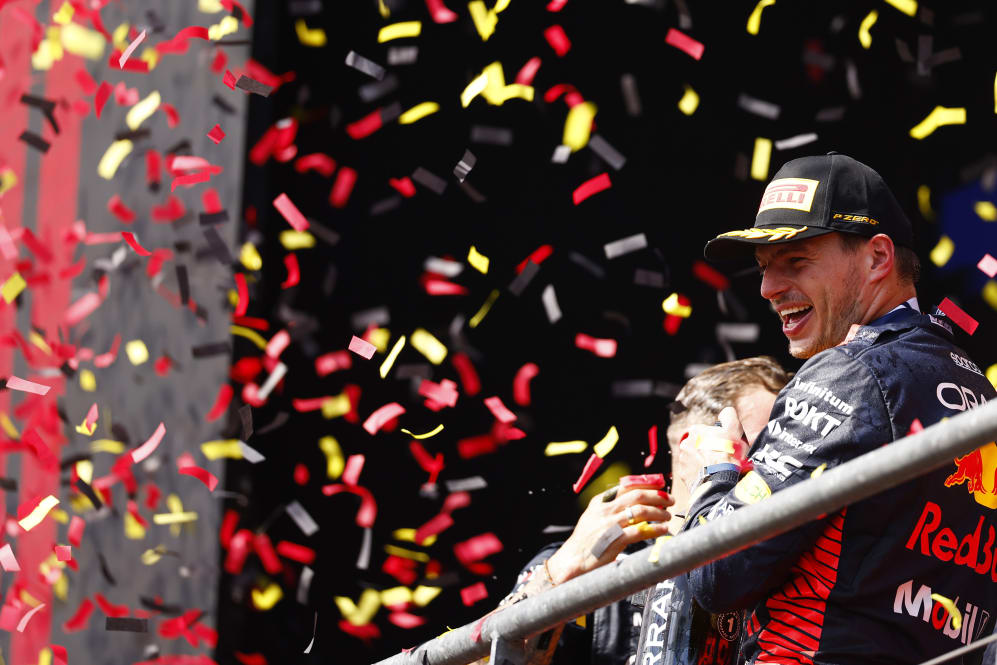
left=788, top=257, right=806, bottom=265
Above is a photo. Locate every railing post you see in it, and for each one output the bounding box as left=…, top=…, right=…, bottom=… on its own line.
left=489, top=635, right=526, bottom=665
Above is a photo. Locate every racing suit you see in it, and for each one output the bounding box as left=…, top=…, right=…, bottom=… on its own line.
left=683, top=304, right=997, bottom=664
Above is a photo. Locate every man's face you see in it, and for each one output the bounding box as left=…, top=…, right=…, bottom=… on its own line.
left=755, top=233, right=866, bottom=359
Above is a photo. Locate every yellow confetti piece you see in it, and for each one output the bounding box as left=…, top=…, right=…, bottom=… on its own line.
left=76, top=460, right=93, bottom=484
left=201, top=439, right=242, bottom=460
left=392, top=528, right=437, bottom=546
left=468, top=1, right=498, bottom=41
left=322, top=393, right=352, bottom=419
left=575, top=615, right=587, bottom=628
left=929, top=235, right=955, bottom=267
left=378, top=21, right=421, bottom=43
left=61, top=22, right=106, bottom=59
left=97, top=140, right=133, bottom=180
left=811, top=463, right=827, bottom=479
left=746, top=0, right=775, bottom=35
left=982, top=280, right=997, bottom=311
left=411, top=328, right=447, bottom=364
left=240, top=243, right=263, bottom=270
left=368, top=327, right=390, bottom=352
left=79, top=369, right=96, bottom=392
left=384, top=544, right=430, bottom=562
left=125, top=91, right=161, bottom=131
left=931, top=593, right=962, bottom=629
left=677, top=85, right=699, bottom=115
left=75, top=419, right=96, bottom=436
left=750, top=137, right=772, bottom=181
left=53, top=2, right=74, bottom=25
left=909, top=106, right=966, bottom=140
left=28, top=331, right=52, bottom=355
left=544, top=441, right=588, bottom=456
left=401, top=424, right=445, bottom=439
left=460, top=70, right=490, bottom=108
left=1, top=272, right=26, bottom=304
left=125, top=339, right=149, bottom=365
left=662, top=292, right=692, bottom=317
left=699, top=515, right=708, bottom=525
left=252, top=583, right=283, bottom=610
left=294, top=19, right=326, bottom=47
left=884, top=0, right=917, bottom=16
left=19, top=496, right=59, bottom=531
left=231, top=325, right=268, bottom=350
left=381, top=587, right=413, bottom=607
left=985, top=363, right=997, bottom=389
left=279, top=230, right=316, bottom=250
left=152, top=511, right=198, bottom=525
left=462, top=62, right=533, bottom=108
left=467, top=245, right=490, bottom=273
left=380, top=335, right=406, bottom=378
left=38, top=647, right=51, bottom=665
left=112, top=22, right=130, bottom=51
left=637, top=521, right=657, bottom=537
left=141, top=545, right=168, bottom=565
left=917, top=184, right=934, bottom=220
left=469, top=289, right=499, bottom=329
left=593, top=426, right=620, bottom=458
left=139, top=47, right=160, bottom=70
left=208, top=15, right=239, bottom=41
left=91, top=439, right=125, bottom=454
left=199, top=0, right=225, bottom=12
left=378, top=0, right=391, bottom=17
left=578, top=461, right=630, bottom=507
left=399, top=102, right=440, bottom=124
left=563, top=102, right=598, bottom=152
left=319, top=436, right=345, bottom=478
left=0, top=412, right=19, bottom=439
left=50, top=509, right=68, bottom=525
left=0, top=167, right=18, bottom=197
left=858, top=10, right=877, bottom=49
left=648, top=534, right=670, bottom=563
left=335, top=589, right=381, bottom=625
left=413, top=585, right=442, bottom=606
left=975, top=201, right=997, bottom=221
left=31, top=33, right=61, bottom=71
left=124, top=509, right=147, bottom=539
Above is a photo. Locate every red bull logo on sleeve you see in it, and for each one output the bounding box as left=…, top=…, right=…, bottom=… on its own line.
left=938, top=382, right=996, bottom=508
left=757, top=178, right=820, bottom=214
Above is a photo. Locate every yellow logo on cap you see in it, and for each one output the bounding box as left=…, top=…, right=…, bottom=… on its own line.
left=716, top=226, right=808, bottom=242
left=758, top=177, right=820, bottom=214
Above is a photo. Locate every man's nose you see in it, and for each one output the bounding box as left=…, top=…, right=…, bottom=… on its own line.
left=759, top=268, right=787, bottom=301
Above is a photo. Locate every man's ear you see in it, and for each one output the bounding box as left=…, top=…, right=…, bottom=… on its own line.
left=866, top=233, right=895, bottom=282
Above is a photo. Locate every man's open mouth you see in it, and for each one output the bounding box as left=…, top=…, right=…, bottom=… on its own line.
left=779, top=305, right=813, bottom=335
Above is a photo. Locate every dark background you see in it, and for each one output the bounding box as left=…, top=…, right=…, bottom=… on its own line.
left=214, top=1, right=997, bottom=663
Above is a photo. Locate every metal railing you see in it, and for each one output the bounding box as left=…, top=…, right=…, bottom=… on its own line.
left=374, top=400, right=997, bottom=665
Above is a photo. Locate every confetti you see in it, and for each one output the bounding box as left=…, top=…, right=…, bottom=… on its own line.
left=665, top=28, right=704, bottom=60
left=545, top=441, right=587, bottom=456
left=118, top=28, right=146, bottom=68
left=378, top=21, right=421, bottom=43
left=564, top=101, right=597, bottom=151
left=978, top=254, right=997, bottom=278
left=460, top=582, right=488, bottom=606
left=401, top=424, right=445, bottom=439
left=572, top=453, right=604, bottom=493
left=884, top=0, right=917, bottom=16
left=410, top=328, right=447, bottom=364
left=398, top=102, right=439, bottom=124
left=126, top=340, right=149, bottom=365
left=178, top=453, right=219, bottom=491
left=573, top=172, right=612, bottom=204
left=19, top=495, right=60, bottom=531
left=454, top=149, right=477, bottom=182
left=975, top=201, right=997, bottom=221
left=6, top=376, right=50, bottom=395
left=207, top=124, right=226, bottom=144
left=236, top=75, right=274, bottom=97
left=294, top=19, right=326, bottom=46
left=345, top=50, right=385, bottom=79
left=593, top=426, right=620, bottom=458
left=131, top=422, right=167, bottom=463
left=909, top=106, right=966, bottom=139
left=774, top=132, right=818, bottom=150
left=17, top=604, right=47, bottom=633
left=106, top=617, right=149, bottom=632
left=929, top=235, right=954, bottom=267
left=858, top=10, right=877, bottom=49
left=121, top=231, right=153, bottom=256
left=937, top=297, right=978, bottom=335
left=1, top=272, right=26, bottom=304
left=541, top=284, right=563, bottom=323
left=286, top=501, right=320, bottom=536
left=750, top=137, right=772, bottom=180
left=349, top=335, right=377, bottom=359
left=746, top=0, right=776, bottom=35
left=513, top=363, right=539, bottom=405
left=483, top=396, right=517, bottom=423
left=273, top=193, right=310, bottom=231
left=0, top=544, right=20, bottom=571
left=575, top=333, right=617, bottom=357
left=363, top=402, right=406, bottom=434
left=543, top=25, right=571, bottom=56
left=930, top=594, right=961, bottom=630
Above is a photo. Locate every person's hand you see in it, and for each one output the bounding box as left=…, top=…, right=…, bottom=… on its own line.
left=545, top=481, right=674, bottom=585
left=678, top=406, right=748, bottom=492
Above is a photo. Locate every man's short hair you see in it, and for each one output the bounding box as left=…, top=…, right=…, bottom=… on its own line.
left=837, top=232, right=921, bottom=285
left=668, top=356, right=790, bottom=435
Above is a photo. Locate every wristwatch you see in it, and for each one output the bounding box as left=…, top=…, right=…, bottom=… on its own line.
left=695, top=462, right=740, bottom=489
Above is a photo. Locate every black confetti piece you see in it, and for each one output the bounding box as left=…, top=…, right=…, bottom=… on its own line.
left=106, top=617, right=149, bottom=632
left=176, top=265, right=190, bottom=305
left=199, top=211, right=229, bottom=226
left=239, top=404, right=253, bottom=440
left=192, top=342, right=231, bottom=358
left=203, top=226, right=234, bottom=264
left=19, top=131, right=50, bottom=153
left=235, top=75, right=274, bottom=97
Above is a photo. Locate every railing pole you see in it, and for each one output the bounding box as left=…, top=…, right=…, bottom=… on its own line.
left=374, top=400, right=997, bottom=665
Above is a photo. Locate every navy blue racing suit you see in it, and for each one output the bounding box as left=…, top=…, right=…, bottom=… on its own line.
left=683, top=305, right=997, bottom=664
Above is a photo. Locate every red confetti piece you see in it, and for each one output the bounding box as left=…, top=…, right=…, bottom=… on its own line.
left=130, top=422, right=166, bottom=464
left=119, top=29, right=146, bottom=68
left=692, top=260, right=730, bottom=290
left=346, top=109, right=384, bottom=139
left=978, top=253, right=997, bottom=278
left=575, top=332, right=617, bottom=357
left=409, top=441, right=445, bottom=484
left=253, top=533, right=282, bottom=574
left=425, top=0, right=458, bottom=22
left=154, top=355, right=173, bottom=375
left=93, top=81, right=112, bottom=118
left=363, top=402, right=406, bottom=434
left=68, top=515, right=85, bottom=546
left=156, top=25, right=211, bottom=55
left=210, top=48, right=227, bottom=73
left=329, top=166, right=357, bottom=208
left=206, top=384, right=233, bottom=421
left=665, top=27, right=704, bottom=60
left=220, top=509, right=240, bottom=548
left=75, top=68, right=97, bottom=95
left=418, top=378, right=459, bottom=408
left=452, top=352, right=481, bottom=396
left=342, top=454, right=365, bottom=486
left=909, top=419, right=924, bottom=435
left=573, top=172, right=612, bottom=205
left=171, top=171, right=210, bottom=192
left=454, top=533, right=502, bottom=566
left=145, top=483, right=162, bottom=510
left=664, top=313, right=683, bottom=335
left=512, top=362, right=539, bottom=406
left=293, top=463, right=309, bottom=485
left=6, top=376, right=50, bottom=395
left=343, top=384, right=362, bottom=423
left=315, top=350, right=351, bottom=376
left=113, top=81, right=140, bottom=105
left=294, top=153, right=336, bottom=176
left=281, top=253, right=300, bottom=288
left=415, top=513, right=453, bottom=545
left=620, top=473, right=665, bottom=489
left=339, top=620, right=381, bottom=640
left=107, top=194, right=136, bottom=223
left=20, top=227, right=53, bottom=262
left=0, top=544, right=19, bottom=571
left=265, top=329, right=290, bottom=358
left=322, top=484, right=377, bottom=527
left=443, top=491, right=471, bottom=513
left=272, top=192, right=310, bottom=231
left=207, top=124, right=226, bottom=145
left=484, top=396, right=517, bottom=423
left=547, top=0, right=569, bottom=10
left=202, top=188, right=223, bottom=213
left=516, top=245, right=554, bottom=273
left=544, top=83, right=584, bottom=107
left=63, top=598, right=94, bottom=632
left=94, top=334, right=121, bottom=368
left=384, top=555, right=419, bottom=585
left=234, top=273, right=249, bottom=316
left=223, top=69, right=237, bottom=90
left=225, top=530, right=252, bottom=574
left=348, top=335, right=376, bottom=359
left=151, top=196, right=186, bottom=222
left=109, top=49, right=149, bottom=73
left=543, top=25, right=571, bottom=56
left=121, top=231, right=152, bottom=256
left=514, top=56, right=542, bottom=85
left=275, top=541, right=315, bottom=564
left=460, top=582, right=488, bottom=606
left=389, top=612, right=427, bottom=629
left=644, top=424, right=658, bottom=468
left=177, top=453, right=219, bottom=491
left=389, top=176, right=416, bottom=198
left=422, top=276, right=468, bottom=295
left=94, top=593, right=129, bottom=618
left=572, top=453, right=604, bottom=493
left=50, top=645, right=68, bottom=665
left=937, top=297, right=978, bottom=335
left=234, top=654, right=267, bottom=665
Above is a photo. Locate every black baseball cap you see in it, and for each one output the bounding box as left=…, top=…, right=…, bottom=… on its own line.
left=704, top=152, right=914, bottom=262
